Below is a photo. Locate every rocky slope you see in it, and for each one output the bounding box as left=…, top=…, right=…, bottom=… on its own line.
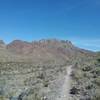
left=0, top=39, right=94, bottom=63
left=0, top=39, right=98, bottom=100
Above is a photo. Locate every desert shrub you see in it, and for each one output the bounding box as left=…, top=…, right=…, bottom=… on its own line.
left=82, top=66, right=92, bottom=72
left=70, top=87, right=79, bottom=95
left=93, top=96, right=100, bottom=100
left=91, top=67, right=100, bottom=76
left=37, top=73, right=45, bottom=80
left=71, top=70, right=83, bottom=80
left=95, top=68, right=100, bottom=75
left=97, top=58, right=100, bottom=62
left=93, top=78, right=100, bottom=86
left=85, top=84, right=94, bottom=90
left=43, top=80, right=49, bottom=87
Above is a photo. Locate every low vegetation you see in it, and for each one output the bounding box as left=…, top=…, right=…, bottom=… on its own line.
left=70, top=56, right=100, bottom=100
left=0, top=39, right=99, bottom=100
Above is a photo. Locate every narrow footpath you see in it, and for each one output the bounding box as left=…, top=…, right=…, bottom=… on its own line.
left=56, top=65, right=72, bottom=100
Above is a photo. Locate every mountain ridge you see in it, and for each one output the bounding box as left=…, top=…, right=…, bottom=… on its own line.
left=0, top=39, right=95, bottom=64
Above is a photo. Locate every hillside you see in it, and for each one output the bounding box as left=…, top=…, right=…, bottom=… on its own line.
left=0, top=39, right=99, bottom=100
left=0, top=39, right=94, bottom=64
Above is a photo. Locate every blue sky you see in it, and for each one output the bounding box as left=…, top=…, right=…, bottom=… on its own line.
left=0, top=0, right=100, bottom=51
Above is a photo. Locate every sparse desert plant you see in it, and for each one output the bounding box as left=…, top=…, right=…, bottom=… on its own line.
left=93, top=78, right=100, bottom=86
left=82, top=66, right=92, bottom=71
left=93, top=95, right=100, bottom=100
left=97, top=58, right=100, bottom=62
left=70, top=87, right=79, bottom=95
left=71, top=70, right=83, bottom=80
left=0, top=96, right=8, bottom=100
left=43, top=80, right=49, bottom=87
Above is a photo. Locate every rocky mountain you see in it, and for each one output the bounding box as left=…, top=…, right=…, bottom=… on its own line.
left=0, top=39, right=94, bottom=64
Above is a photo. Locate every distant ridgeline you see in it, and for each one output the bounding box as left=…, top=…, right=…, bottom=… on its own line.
left=0, top=39, right=94, bottom=64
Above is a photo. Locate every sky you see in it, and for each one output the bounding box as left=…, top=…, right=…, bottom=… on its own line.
left=0, top=0, right=100, bottom=51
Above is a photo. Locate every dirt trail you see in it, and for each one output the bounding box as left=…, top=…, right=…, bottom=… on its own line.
left=56, top=65, right=72, bottom=100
